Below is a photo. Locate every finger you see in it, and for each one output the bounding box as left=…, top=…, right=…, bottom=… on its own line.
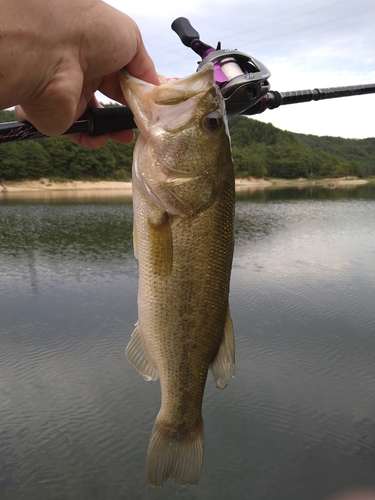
left=126, top=43, right=160, bottom=85
left=67, top=128, right=135, bottom=148
left=14, top=105, right=29, bottom=123
left=67, top=132, right=108, bottom=148
left=96, top=73, right=128, bottom=106
left=68, top=95, right=136, bottom=148
left=107, top=129, right=135, bottom=144
left=15, top=103, right=78, bottom=136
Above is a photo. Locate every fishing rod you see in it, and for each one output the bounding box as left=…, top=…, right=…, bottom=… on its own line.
left=0, top=107, right=136, bottom=144
left=0, top=17, right=374, bottom=144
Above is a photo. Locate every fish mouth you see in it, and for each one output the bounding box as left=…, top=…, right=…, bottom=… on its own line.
left=120, top=65, right=220, bottom=136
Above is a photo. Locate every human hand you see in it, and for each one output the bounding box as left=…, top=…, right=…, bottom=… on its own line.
left=0, top=0, right=159, bottom=148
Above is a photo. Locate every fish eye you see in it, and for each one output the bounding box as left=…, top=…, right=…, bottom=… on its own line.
left=202, top=111, right=222, bottom=132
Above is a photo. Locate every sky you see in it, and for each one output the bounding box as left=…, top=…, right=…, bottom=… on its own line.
left=103, top=0, right=375, bottom=139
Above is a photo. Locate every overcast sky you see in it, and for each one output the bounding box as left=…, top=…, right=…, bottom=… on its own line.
left=104, top=0, right=374, bottom=139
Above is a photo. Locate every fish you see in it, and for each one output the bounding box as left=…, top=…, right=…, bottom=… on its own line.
left=119, top=64, right=235, bottom=488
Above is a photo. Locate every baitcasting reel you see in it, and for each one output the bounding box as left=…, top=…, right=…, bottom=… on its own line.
left=171, top=17, right=271, bottom=116
left=0, top=17, right=374, bottom=143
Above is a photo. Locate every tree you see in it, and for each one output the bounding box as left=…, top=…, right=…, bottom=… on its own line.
left=0, top=108, right=373, bottom=180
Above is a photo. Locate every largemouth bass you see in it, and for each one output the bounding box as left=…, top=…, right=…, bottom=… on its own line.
left=119, top=65, right=235, bottom=488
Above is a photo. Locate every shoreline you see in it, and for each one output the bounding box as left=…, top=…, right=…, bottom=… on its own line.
left=234, top=176, right=369, bottom=188
left=1, top=176, right=369, bottom=195
left=2, top=178, right=133, bottom=193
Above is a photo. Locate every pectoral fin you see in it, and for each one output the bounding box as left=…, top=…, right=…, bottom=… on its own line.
left=209, top=306, right=235, bottom=389
left=148, top=211, right=173, bottom=276
left=125, top=324, right=158, bottom=382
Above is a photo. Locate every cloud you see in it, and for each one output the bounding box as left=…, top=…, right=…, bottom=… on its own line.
left=103, top=0, right=375, bottom=138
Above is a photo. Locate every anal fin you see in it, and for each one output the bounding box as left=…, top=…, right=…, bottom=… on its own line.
left=125, top=324, right=158, bottom=381
left=209, top=305, right=235, bottom=389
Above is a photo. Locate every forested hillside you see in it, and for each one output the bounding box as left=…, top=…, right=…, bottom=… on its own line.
left=295, top=132, right=375, bottom=177
left=0, top=108, right=134, bottom=182
left=1, top=108, right=374, bottom=181
left=229, top=116, right=375, bottom=178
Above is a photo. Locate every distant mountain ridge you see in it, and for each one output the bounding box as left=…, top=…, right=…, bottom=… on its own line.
left=295, top=132, right=375, bottom=175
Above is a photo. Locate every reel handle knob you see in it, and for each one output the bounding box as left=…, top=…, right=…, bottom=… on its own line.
left=171, top=17, right=200, bottom=47
left=171, top=17, right=213, bottom=57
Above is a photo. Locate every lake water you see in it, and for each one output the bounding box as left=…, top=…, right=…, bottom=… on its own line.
left=1, top=184, right=374, bottom=500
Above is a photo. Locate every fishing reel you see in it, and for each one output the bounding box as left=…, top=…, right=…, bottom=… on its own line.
left=171, top=17, right=271, bottom=115
left=2, top=17, right=373, bottom=144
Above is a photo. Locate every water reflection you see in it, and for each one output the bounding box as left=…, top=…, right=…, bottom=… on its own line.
left=235, top=182, right=375, bottom=202
left=1, top=189, right=132, bottom=204
left=229, top=185, right=375, bottom=500
left=0, top=185, right=375, bottom=499
left=0, top=202, right=136, bottom=285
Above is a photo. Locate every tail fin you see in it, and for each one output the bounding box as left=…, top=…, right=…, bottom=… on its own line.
left=146, top=417, right=204, bottom=488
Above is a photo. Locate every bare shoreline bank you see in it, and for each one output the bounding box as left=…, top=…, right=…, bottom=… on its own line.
left=2, top=179, right=133, bottom=193
left=1, top=176, right=369, bottom=195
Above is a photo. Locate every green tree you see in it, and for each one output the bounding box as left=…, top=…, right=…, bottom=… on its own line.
left=0, top=107, right=373, bottom=181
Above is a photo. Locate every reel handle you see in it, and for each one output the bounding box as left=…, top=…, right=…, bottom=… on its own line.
left=171, top=17, right=200, bottom=47
left=171, top=17, right=214, bottom=57
left=171, top=17, right=271, bottom=115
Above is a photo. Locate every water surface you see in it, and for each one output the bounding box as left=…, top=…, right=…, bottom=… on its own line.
left=1, top=184, right=374, bottom=499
